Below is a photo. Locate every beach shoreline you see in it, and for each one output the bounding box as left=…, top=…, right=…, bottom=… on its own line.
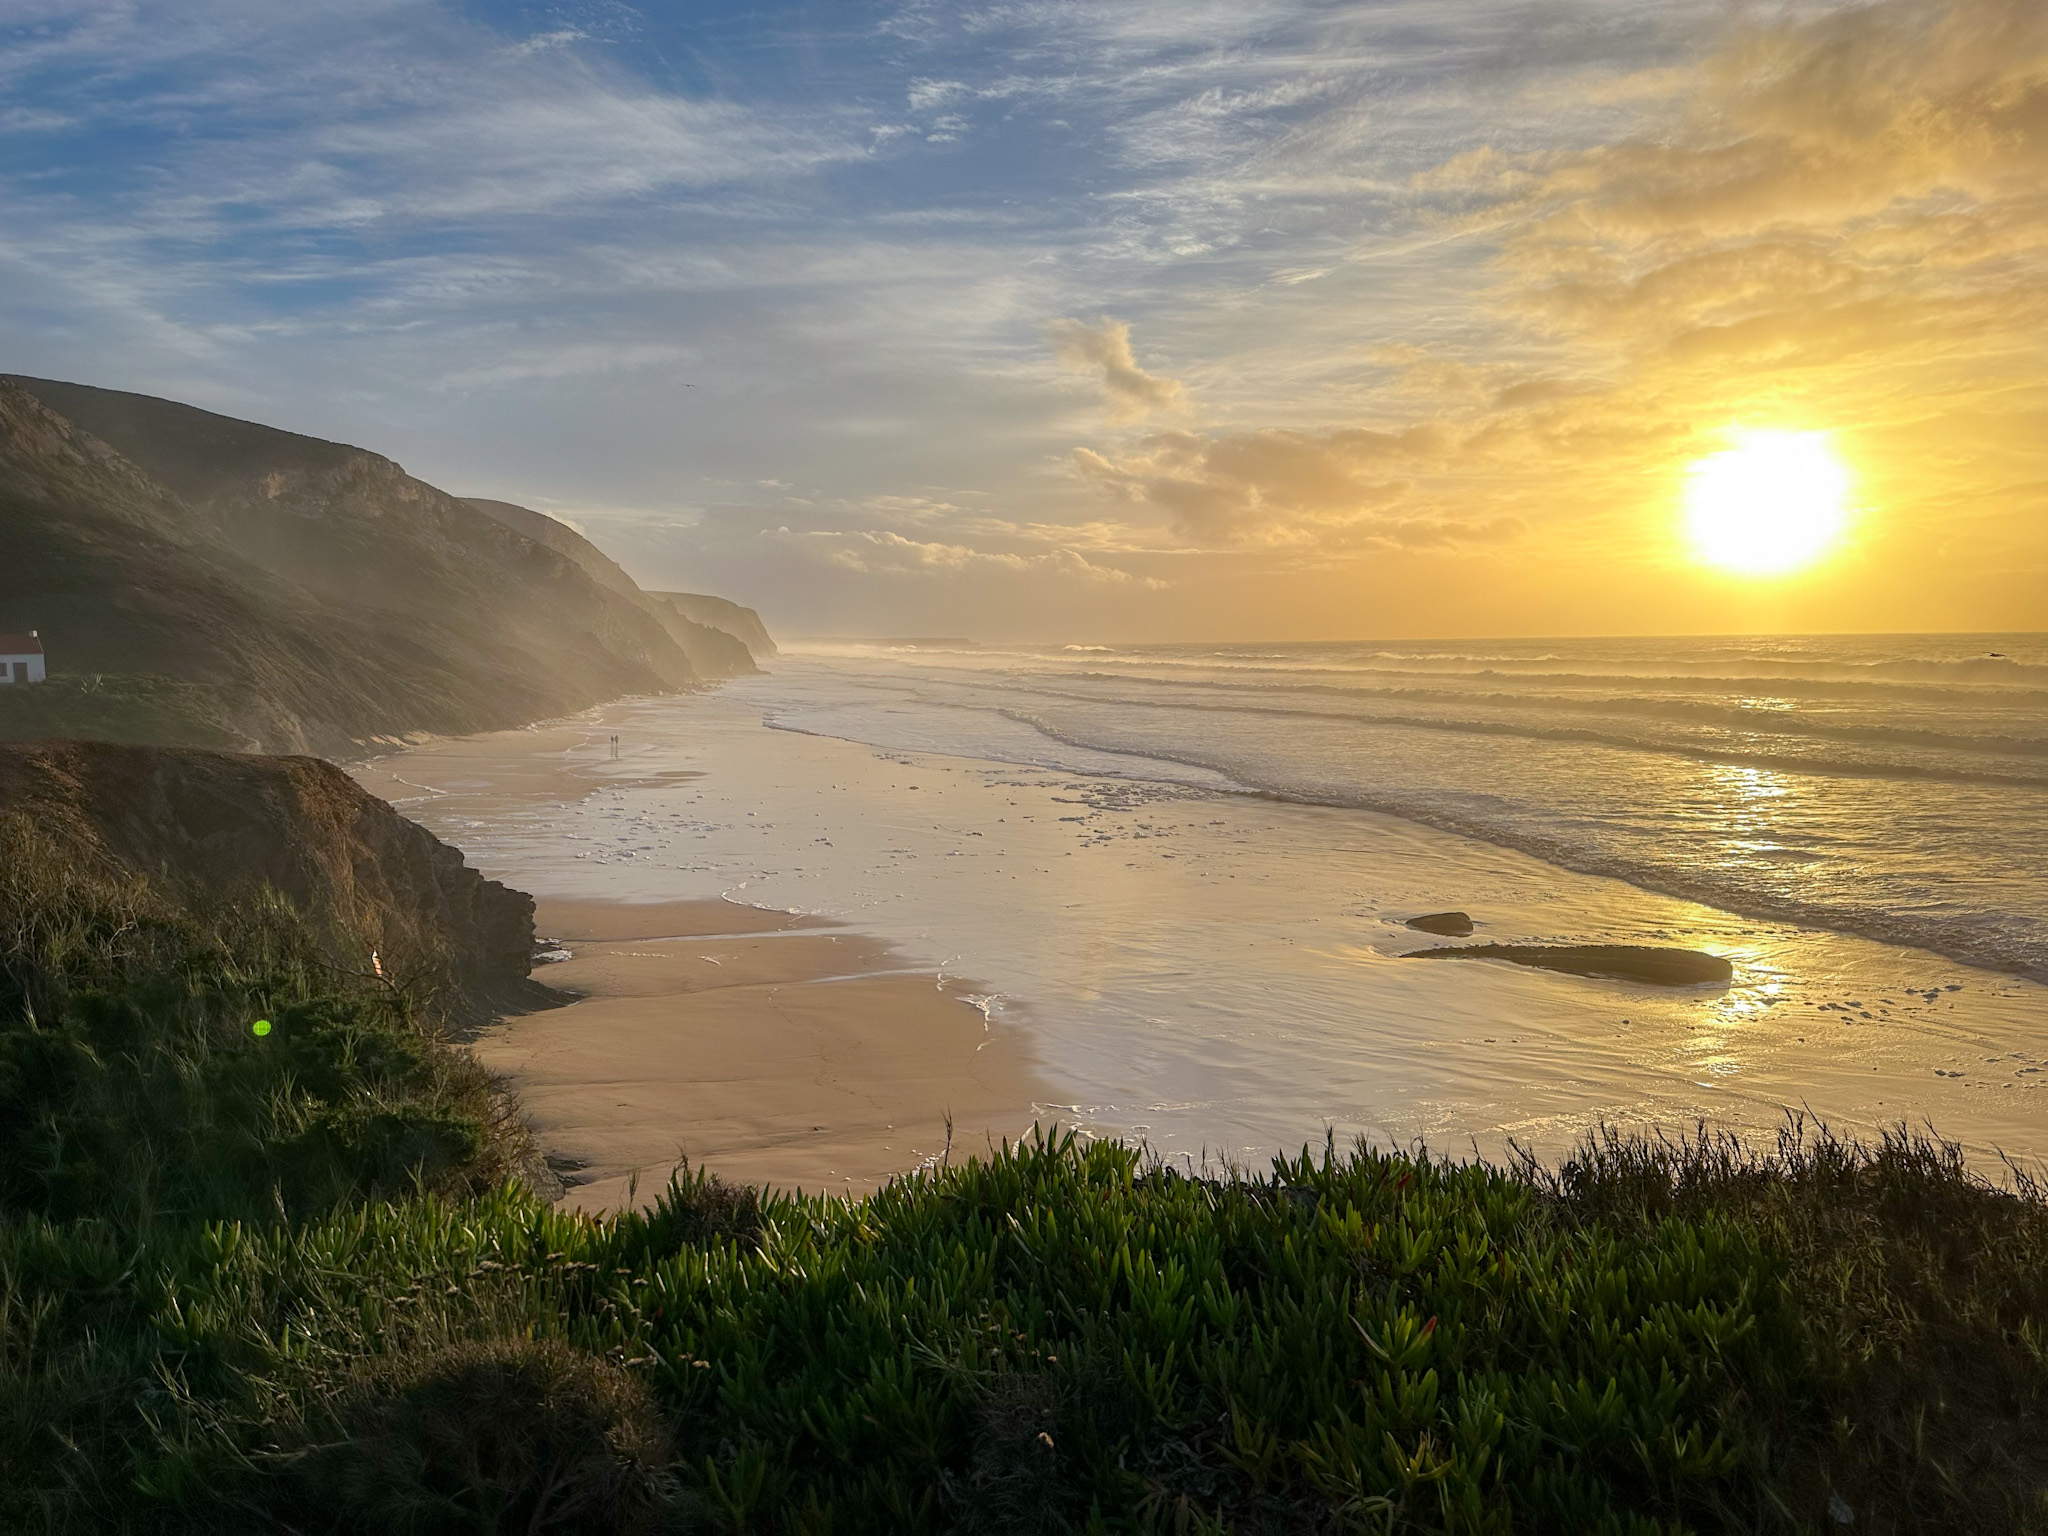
left=493, top=896, right=1047, bottom=1209
left=354, top=678, right=2048, bottom=1186
left=352, top=732, right=1052, bottom=1209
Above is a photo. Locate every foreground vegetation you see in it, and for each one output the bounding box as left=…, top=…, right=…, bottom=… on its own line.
left=4, top=828, right=2046, bottom=1532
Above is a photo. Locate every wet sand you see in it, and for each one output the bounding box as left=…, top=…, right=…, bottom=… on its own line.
left=359, top=694, right=2048, bottom=1183
left=491, top=898, right=1043, bottom=1210
left=352, top=734, right=1050, bottom=1210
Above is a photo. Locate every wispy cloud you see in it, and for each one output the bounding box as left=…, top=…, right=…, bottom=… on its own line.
left=766, top=526, right=1163, bottom=587
left=504, top=27, right=587, bottom=57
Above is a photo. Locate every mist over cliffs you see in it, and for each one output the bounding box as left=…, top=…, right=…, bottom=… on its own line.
left=462, top=497, right=762, bottom=676
left=650, top=590, right=777, bottom=659
left=0, top=377, right=771, bottom=754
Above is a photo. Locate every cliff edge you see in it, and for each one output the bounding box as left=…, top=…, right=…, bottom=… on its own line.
left=0, top=739, right=548, bottom=1019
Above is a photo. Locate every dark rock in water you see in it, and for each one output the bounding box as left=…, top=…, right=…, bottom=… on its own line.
left=1402, top=943, right=1733, bottom=987
left=1405, top=911, right=1475, bottom=937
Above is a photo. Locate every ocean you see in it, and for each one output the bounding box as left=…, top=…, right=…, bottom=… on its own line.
left=375, top=632, right=2048, bottom=1169
left=761, top=633, right=2048, bottom=984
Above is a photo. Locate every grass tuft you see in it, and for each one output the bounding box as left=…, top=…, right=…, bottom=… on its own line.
left=294, top=1335, right=676, bottom=1534
left=1531, top=1119, right=2048, bottom=1532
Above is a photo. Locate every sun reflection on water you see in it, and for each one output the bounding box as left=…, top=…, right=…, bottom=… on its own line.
left=1698, top=763, right=1816, bottom=879
left=1712, top=763, right=1794, bottom=804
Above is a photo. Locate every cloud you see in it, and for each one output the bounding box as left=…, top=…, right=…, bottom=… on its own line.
left=2, top=4, right=860, bottom=239
left=9, top=0, right=2045, bottom=637
left=621, top=512, right=1177, bottom=616
left=1466, top=0, right=2048, bottom=369
left=610, top=494, right=1170, bottom=595
left=433, top=341, right=699, bottom=389
left=788, top=528, right=1161, bottom=585
left=504, top=28, right=588, bottom=58
left=1073, top=425, right=1455, bottom=545
left=1419, top=0, right=2048, bottom=562
left=1049, top=318, right=1185, bottom=421
left=907, top=78, right=971, bottom=111
left=1061, top=0, right=2048, bottom=578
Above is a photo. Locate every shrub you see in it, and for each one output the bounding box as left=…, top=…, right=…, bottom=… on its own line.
left=294, top=1337, right=675, bottom=1535
left=0, top=821, right=523, bottom=1226
left=612, top=1165, right=763, bottom=1266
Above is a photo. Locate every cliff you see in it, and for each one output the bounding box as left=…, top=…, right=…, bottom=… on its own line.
left=0, top=377, right=704, bottom=753
left=464, top=498, right=757, bottom=678
left=650, top=591, right=778, bottom=659
left=0, top=738, right=546, bottom=1017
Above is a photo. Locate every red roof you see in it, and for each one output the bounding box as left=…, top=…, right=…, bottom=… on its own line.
left=0, top=633, right=42, bottom=655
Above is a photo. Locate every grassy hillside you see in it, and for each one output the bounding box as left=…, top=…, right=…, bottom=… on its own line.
left=0, top=378, right=703, bottom=753
left=0, top=672, right=246, bottom=750
left=0, top=739, right=549, bottom=1021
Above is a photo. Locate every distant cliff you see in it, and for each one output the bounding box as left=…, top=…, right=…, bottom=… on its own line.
left=650, top=591, right=778, bottom=660
left=0, top=738, right=545, bottom=1018
left=464, top=498, right=756, bottom=678
left=0, top=377, right=703, bottom=753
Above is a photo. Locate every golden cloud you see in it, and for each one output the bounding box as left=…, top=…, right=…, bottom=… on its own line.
left=1073, top=426, right=1446, bottom=545
left=1487, top=0, right=2048, bottom=414
left=1049, top=318, right=1186, bottom=421
left=1068, top=0, right=2048, bottom=597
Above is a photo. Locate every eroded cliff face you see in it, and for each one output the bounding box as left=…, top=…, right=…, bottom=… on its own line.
left=0, top=376, right=703, bottom=754
left=0, top=740, right=546, bottom=1019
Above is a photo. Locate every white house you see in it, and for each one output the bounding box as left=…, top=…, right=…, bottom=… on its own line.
left=0, top=632, right=46, bottom=685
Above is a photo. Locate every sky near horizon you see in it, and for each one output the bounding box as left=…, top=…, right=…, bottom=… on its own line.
left=3, top=0, right=2045, bottom=640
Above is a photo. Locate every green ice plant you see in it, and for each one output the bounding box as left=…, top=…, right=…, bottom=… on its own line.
left=605, top=1132, right=1778, bottom=1533
left=9, top=1133, right=1784, bottom=1533
left=12, top=1106, right=2048, bottom=1533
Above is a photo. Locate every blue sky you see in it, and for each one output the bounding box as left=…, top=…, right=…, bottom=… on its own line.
left=5, top=0, right=2044, bottom=637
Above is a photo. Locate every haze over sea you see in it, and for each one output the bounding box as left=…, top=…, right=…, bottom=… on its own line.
left=388, top=630, right=2048, bottom=1172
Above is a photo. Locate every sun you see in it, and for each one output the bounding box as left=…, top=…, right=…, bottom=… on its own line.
left=1682, top=429, right=1852, bottom=576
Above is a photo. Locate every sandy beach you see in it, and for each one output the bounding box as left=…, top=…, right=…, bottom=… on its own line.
left=355, top=681, right=2048, bottom=1191
left=354, top=734, right=1051, bottom=1209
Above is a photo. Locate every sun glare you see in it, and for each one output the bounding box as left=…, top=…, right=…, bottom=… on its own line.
left=1682, top=429, right=1852, bottom=576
